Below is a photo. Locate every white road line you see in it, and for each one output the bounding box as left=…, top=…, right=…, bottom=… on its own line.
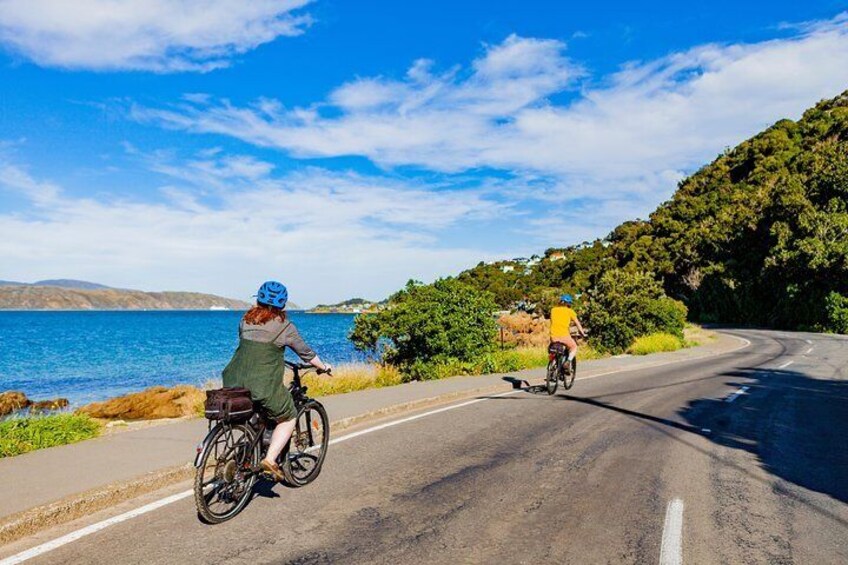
left=0, top=491, right=194, bottom=565
left=659, top=498, right=684, bottom=565
left=1, top=334, right=753, bottom=564
left=725, top=386, right=749, bottom=403
left=777, top=361, right=793, bottom=369
left=329, top=390, right=519, bottom=446
left=804, top=339, right=812, bottom=344
left=804, top=347, right=814, bottom=355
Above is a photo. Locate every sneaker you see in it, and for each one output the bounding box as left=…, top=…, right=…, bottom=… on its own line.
left=260, top=459, right=285, bottom=482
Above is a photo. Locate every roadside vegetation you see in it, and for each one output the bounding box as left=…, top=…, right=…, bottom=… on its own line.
left=303, top=363, right=404, bottom=396
left=352, top=278, right=622, bottom=380
left=628, top=333, right=684, bottom=355
left=0, top=413, right=101, bottom=458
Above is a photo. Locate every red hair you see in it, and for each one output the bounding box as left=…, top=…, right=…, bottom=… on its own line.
left=243, top=303, right=286, bottom=325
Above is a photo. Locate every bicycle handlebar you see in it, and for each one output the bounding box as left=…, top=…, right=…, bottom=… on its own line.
left=285, top=360, right=332, bottom=375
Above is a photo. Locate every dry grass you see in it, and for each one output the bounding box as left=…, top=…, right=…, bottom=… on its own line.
left=77, top=385, right=205, bottom=420
left=683, top=323, right=717, bottom=347
left=497, top=312, right=551, bottom=347
left=303, top=363, right=404, bottom=396
left=578, top=342, right=605, bottom=361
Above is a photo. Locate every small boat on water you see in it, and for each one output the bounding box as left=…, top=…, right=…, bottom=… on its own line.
left=209, top=306, right=228, bottom=311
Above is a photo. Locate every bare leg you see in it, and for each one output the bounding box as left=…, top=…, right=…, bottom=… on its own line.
left=264, top=418, right=296, bottom=465
left=562, top=335, right=578, bottom=362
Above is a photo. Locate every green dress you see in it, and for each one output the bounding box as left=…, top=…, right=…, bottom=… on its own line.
left=221, top=335, right=296, bottom=422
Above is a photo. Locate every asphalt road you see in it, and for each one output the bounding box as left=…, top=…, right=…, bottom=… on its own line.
left=9, top=329, right=848, bottom=564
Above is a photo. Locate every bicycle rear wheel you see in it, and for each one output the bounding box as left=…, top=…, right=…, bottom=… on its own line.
left=194, top=423, right=259, bottom=524
left=545, top=359, right=559, bottom=395
left=282, top=400, right=330, bottom=487
left=562, top=357, right=577, bottom=390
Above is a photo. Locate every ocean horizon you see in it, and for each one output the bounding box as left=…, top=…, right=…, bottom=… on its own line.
left=0, top=310, right=365, bottom=406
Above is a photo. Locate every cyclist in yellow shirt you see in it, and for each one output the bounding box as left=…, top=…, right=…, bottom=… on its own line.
left=550, top=294, right=587, bottom=365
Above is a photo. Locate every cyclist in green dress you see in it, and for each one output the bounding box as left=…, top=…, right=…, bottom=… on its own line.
left=222, top=281, right=332, bottom=481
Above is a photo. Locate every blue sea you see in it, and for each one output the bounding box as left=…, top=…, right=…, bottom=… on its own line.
left=0, top=311, right=364, bottom=406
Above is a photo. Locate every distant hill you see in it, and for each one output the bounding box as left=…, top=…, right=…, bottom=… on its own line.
left=0, top=279, right=112, bottom=290
left=0, top=285, right=251, bottom=311
left=34, top=279, right=112, bottom=290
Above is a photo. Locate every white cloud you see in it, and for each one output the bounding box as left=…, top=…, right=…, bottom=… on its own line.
left=136, top=17, right=848, bottom=179
left=130, top=17, right=848, bottom=261
left=0, top=153, right=507, bottom=305
left=0, top=0, right=311, bottom=72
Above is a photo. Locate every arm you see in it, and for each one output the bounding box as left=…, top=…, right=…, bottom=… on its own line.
left=277, top=322, right=332, bottom=372
left=309, top=355, right=331, bottom=373
left=574, top=316, right=587, bottom=338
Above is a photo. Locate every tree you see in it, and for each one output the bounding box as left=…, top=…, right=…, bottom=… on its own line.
left=582, top=269, right=687, bottom=353
left=349, top=279, right=498, bottom=373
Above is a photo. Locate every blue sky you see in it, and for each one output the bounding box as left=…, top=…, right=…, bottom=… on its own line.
left=1, top=1, right=848, bottom=306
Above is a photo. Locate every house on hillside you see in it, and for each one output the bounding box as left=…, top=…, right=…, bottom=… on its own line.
left=501, top=265, right=515, bottom=273
left=548, top=251, right=566, bottom=262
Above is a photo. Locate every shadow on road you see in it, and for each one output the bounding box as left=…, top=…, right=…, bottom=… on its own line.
left=679, top=367, right=848, bottom=505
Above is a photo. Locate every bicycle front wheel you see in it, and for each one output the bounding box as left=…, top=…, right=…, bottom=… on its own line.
left=545, top=359, right=559, bottom=395
left=194, top=423, right=259, bottom=524
left=282, top=400, right=330, bottom=487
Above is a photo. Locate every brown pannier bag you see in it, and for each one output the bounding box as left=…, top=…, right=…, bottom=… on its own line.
left=204, top=387, right=254, bottom=422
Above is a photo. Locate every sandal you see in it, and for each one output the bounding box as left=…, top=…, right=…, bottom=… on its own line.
left=260, top=459, right=285, bottom=482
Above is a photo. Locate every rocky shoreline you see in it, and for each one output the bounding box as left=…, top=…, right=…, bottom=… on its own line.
left=0, top=386, right=203, bottom=421
left=0, top=392, right=70, bottom=417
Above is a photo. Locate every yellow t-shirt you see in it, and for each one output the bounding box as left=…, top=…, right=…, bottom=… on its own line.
left=550, top=306, right=577, bottom=338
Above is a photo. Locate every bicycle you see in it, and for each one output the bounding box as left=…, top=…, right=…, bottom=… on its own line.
left=193, top=360, right=331, bottom=524
left=544, top=332, right=587, bottom=395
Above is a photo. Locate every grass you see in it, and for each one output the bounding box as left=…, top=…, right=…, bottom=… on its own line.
left=628, top=333, right=685, bottom=355
left=683, top=323, right=716, bottom=347
left=303, top=363, right=404, bottom=396
left=0, top=413, right=101, bottom=458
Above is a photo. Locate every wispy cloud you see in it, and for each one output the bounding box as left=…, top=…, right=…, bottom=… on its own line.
left=0, top=0, right=312, bottom=72
left=136, top=17, right=848, bottom=176
left=0, top=151, right=507, bottom=304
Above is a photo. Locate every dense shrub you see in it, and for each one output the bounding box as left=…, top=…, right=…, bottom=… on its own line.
left=824, top=291, right=848, bottom=333
left=350, top=279, right=498, bottom=374
left=583, top=269, right=687, bottom=353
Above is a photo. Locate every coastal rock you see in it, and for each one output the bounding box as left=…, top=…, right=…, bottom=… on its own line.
left=0, top=391, right=29, bottom=416
left=28, top=398, right=70, bottom=412
left=78, top=386, right=204, bottom=420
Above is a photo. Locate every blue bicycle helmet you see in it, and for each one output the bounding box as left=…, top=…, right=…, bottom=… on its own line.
left=256, top=280, right=288, bottom=308
left=560, top=294, right=573, bottom=305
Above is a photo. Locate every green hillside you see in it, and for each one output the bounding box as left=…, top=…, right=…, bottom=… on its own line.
left=458, top=90, right=848, bottom=332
